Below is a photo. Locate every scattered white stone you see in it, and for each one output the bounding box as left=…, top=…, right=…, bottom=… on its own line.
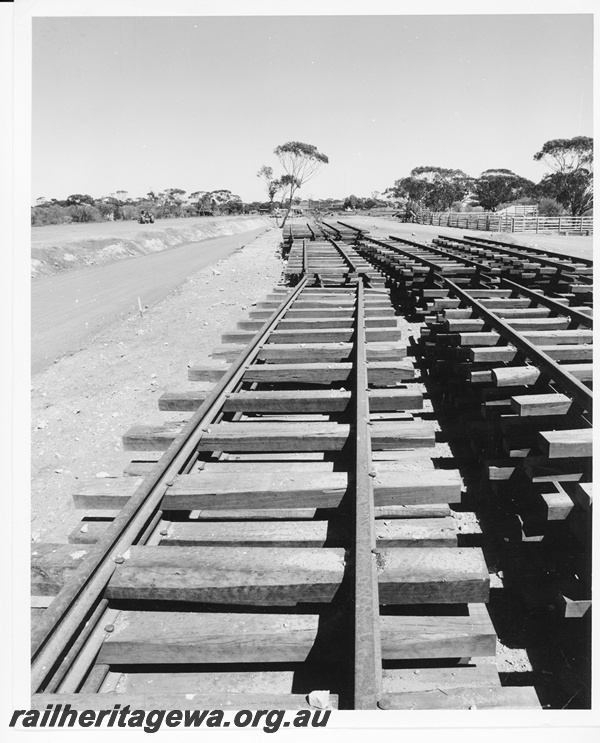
left=37, top=421, right=48, bottom=429
left=307, top=690, right=330, bottom=710
left=96, top=472, right=111, bottom=478
left=54, top=468, right=64, bottom=474
left=31, top=532, right=41, bottom=543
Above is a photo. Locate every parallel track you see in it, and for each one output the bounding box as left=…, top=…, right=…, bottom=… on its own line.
left=30, top=219, right=592, bottom=710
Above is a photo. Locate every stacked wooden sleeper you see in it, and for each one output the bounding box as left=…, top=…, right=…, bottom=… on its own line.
left=30, top=231, right=541, bottom=709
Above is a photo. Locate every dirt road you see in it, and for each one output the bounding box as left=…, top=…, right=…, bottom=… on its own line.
left=32, top=226, right=269, bottom=374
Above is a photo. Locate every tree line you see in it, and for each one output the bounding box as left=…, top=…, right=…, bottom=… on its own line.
left=384, top=137, right=592, bottom=217
left=32, top=136, right=591, bottom=227
left=31, top=188, right=274, bottom=226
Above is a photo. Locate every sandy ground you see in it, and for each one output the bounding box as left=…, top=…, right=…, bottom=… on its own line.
left=31, top=228, right=284, bottom=545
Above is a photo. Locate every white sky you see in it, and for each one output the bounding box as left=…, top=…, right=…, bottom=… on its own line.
left=30, top=10, right=593, bottom=203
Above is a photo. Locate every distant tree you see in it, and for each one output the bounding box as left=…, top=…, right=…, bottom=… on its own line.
left=257, top=165, right=283, bottom=211
left=209, top=189, right=243, bottom=215
left=389, top=177, right=429, bottom=207
left=536, top=170, right=593, bottom=216
left=533, top=136, right=593, bottom=215
left=388, top=166, right=472, bottom=211
left=278, top=174, right=300, bottom=208
left=66, top=203, right=102, bottom=222
left=189, top=191, right=213, bottom=215
left=65, top=194, right=95, bottom=207
left=115, top=190, right=128, bottom=203
left=165, top=188, right=186, bottom=201
left=411, top=166, right=472, bottom=211
left=473, top=169, right=535, bottom=211
left=273, top=141, right=329, bottom=226
left=224, top=194, right=244, bottom=214
left=96, top=196, right=121, bottom=220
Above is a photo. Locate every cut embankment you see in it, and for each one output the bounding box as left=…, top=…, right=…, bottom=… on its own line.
left=31, top=215, right=272, bottom=278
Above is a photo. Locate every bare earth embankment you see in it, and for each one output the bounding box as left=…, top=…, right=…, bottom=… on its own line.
left=31, top=215, right=272, bottom=277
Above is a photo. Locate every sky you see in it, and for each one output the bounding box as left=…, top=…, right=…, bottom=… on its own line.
left=32, top=12, right=593, bottom=204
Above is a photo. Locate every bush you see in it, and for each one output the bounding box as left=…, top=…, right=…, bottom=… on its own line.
left=121, top=205, right=140, bottom=221
left=31, top=205, right=72, bottom=225
left=537, top=198, right=566, bottom=217
left=66, top=204, right=102, bottom=223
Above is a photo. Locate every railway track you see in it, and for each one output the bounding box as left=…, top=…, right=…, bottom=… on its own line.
left=30, top=220, right=591, bottom=711
left=345, top=222, right=593, bottom=682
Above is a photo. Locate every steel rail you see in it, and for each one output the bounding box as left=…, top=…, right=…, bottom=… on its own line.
left=353, top=277, right=382, bottom=708
left=31, top=277, right=309, bottom=691
left=465, top=234, right=594, bottom=267
left=328, top=237, right=361, bottom=275
left=442, top=277, right=593, bottom=417
left=360, top=235, right=444, bottom=275
left=320, top=220, right=342, bottom=239
left=438, top=234, right=587, bottom=276
left=387, top=235, right=491, bottom=274
left=348, top=237, right=593, bottom=414
left=336, top=220, right=368, bottom=240
left=499, top=278, right=592, bottom=328
left=302, top=238, right=308, bottom=275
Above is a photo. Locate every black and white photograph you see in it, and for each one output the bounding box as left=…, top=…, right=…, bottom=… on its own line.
left=3, top=0, right=597, bottom=737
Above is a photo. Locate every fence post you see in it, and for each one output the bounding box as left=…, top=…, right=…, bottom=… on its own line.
left=536, top=217, right=539, bottom=234
left=558, top=217, right=562, bottom=233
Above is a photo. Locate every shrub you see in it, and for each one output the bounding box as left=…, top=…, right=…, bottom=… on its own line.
left=121, top=204, right=140, bottom=221
left=65, top=204, right=102, bottom=223
left=31, top=205, right=71, bottom=225
left=537, top=198, right=567, bottom=217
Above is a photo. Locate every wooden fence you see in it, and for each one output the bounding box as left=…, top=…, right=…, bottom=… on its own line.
left=416, top=211, right=593, bottom=235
